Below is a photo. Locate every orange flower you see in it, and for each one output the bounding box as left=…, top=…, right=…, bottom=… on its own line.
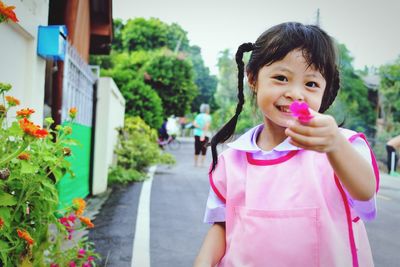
left=73, top=198, right=86, bottom=216
left=79, top=216, right=94, bottom=228
left=5, top=96, right=20, bottom=106
left=16, top=108, right=35, bottom=118
left=18, top=152, right=30, bottom=160
left=19, top=118, right=48, bottom=138
left=17, top=229, right=34, bottom=245
left=0, top=1, right=18, bottom=23
left=69, top=107, right=77, bottom=119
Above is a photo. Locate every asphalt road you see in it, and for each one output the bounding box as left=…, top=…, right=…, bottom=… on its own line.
left=365, top=173, right=400, bottom=267
left=150, top=139, right=211, bottom=267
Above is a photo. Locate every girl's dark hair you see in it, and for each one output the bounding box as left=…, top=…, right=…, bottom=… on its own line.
left=210, top=22, right=340, bottom=172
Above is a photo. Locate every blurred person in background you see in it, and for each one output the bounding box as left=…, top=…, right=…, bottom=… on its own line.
left=386, top=135, right=400, bottom=175
left=193, top=104, right=212, bottom=167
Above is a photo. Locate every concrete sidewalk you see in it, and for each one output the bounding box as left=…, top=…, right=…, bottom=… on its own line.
left=88, top=182, right=143, bottom=266
left=88, top=136, right=203, bottom=266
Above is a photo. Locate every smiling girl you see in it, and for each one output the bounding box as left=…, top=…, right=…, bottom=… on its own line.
left=194, top=22, right=379, bottom=267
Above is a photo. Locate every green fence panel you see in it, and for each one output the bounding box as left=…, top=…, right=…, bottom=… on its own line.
left=57, top=122, right=92, bottom=208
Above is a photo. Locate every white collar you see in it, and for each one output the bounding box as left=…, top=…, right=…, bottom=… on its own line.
left=227, top=124, right=301, bottom=153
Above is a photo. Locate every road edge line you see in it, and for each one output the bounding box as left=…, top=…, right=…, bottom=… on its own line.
left=131, top=165, right=157, bottom=267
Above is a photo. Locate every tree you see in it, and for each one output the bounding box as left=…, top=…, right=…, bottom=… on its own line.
left=112, top=18, right=124, bottom=52
left=121, top=79, right=164, bottom=129
left=379, top=57, right=400, bottom=127
left=214, top=49, right=238, bottom=109
left=96, top=51, right=164, bottom=128
left=327, top=44, right=376, bottom=136
left=144, top=50, right=198, bottom=116
left=121, top=18, right=190, bottom=52
left=188, top=45, right=218, bottom=112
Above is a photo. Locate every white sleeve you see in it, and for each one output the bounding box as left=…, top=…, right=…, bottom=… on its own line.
left=348, top=137, right=377, bottom=221
left=203, top=187, right=226, bottom=224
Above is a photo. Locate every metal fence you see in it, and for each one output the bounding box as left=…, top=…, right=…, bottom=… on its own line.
left=62, top=42, right=97, bottom=126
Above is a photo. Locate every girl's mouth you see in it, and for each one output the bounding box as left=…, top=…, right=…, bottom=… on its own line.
left=276, top=105, right=291, bottom=113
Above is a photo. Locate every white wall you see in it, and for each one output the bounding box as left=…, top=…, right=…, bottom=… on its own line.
left=93, top=77, right=126, bottom=195
left=0, top=0, right=49, bottom=125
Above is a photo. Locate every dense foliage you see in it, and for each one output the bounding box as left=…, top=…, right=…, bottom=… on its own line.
left=379, top=56, right=400, bottom=129
left=91, top=17, right=217, bottom=126
left=189, top=46, right=218, bottom=112
left=121, top=18, right=190, bottom=53
left=143, top=51, right=197, bottom=117
left=108, top=116, right=175, bottom=184
left=327, top=44, right=377, bottom=136
left=0, top=83, right=98, bottom=266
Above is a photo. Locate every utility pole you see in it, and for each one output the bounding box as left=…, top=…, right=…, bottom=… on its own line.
left=316, top=8, right=320, bottom=26
left=174, top=34, right=184, bottom=54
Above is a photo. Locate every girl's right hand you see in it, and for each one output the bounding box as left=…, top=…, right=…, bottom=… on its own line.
left=285, top=109, right=341, bottom=153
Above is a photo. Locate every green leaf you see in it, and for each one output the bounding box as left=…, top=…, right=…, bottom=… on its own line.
left=7, top=121, right=23, bottom=136
left=52, top=168, right=63, bottom=182
left=0, top=192, right=17, bottom=206
left=0, top=207, right=11, bottom=227
left=0, top=240, right=9, bottom=250
left=20, top=161, right=39, bottom=174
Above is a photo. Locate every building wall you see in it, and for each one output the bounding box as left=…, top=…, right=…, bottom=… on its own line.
left=0, top=0, right=49, bottom=125
left=93, top=77, right=126, bottom=195
left=65, top=0, right=90, bottom=62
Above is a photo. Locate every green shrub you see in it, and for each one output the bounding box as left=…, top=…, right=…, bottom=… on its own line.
left=122, top=79, right=164, bottom=129
left=108, top=116, right=175, bottom=184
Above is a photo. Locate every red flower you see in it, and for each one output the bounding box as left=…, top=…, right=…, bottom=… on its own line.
left=0, top=217, right=4, bottom=229
left=289, top=101, right=313, bottom=123
left=34, top=128, right=48, bottom=138
left=0, top=1, right=18, bottom=23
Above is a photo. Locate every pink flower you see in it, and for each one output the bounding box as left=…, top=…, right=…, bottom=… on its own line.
left=289, top=101, right=313, bottom=123
left=59, top=217, right=71, bottom=227
left=78, top=248, right=86, bottom=258
left=69, top=261, right=77, bottom=267
left=88, top=256, right=95, bottom=261
left=50, top=264, right=59, bottom=267
left=82, top=262, right=91, bottom=267
left=68, top=214, right=77, bottom=223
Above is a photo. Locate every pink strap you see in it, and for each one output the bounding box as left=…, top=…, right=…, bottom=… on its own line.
left=209, top=164, right=226, bottom=203
left=334, top=174, right=359, bottom=267
left=348, top=133, right=380, bottom=192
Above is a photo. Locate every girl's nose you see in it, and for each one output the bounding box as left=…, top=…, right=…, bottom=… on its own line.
left=284, top=86, right=304, bottom=101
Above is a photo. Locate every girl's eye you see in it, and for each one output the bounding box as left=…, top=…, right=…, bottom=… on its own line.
left=306, top=81, right=319, bottom=88
left=273, top=75, right=288, bottom=82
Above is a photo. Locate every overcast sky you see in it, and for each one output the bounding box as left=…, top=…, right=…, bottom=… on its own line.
left=113, top=0, right=400, bottom=75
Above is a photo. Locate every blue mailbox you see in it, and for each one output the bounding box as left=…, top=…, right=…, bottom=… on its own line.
left=37, top=25, right=68, bottom=61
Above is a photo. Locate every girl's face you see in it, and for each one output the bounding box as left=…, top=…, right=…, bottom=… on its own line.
left=250, top=49, right=326, bottom=131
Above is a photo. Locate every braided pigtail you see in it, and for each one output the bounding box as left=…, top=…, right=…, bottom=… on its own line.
left=210, top=42, right=254, bottom=172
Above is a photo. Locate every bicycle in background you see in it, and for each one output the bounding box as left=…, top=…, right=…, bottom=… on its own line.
left=158, top=135, right=181, bottom=150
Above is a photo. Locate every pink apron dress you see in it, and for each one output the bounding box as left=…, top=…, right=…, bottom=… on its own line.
left=210, top=129, right=379, bottom=267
